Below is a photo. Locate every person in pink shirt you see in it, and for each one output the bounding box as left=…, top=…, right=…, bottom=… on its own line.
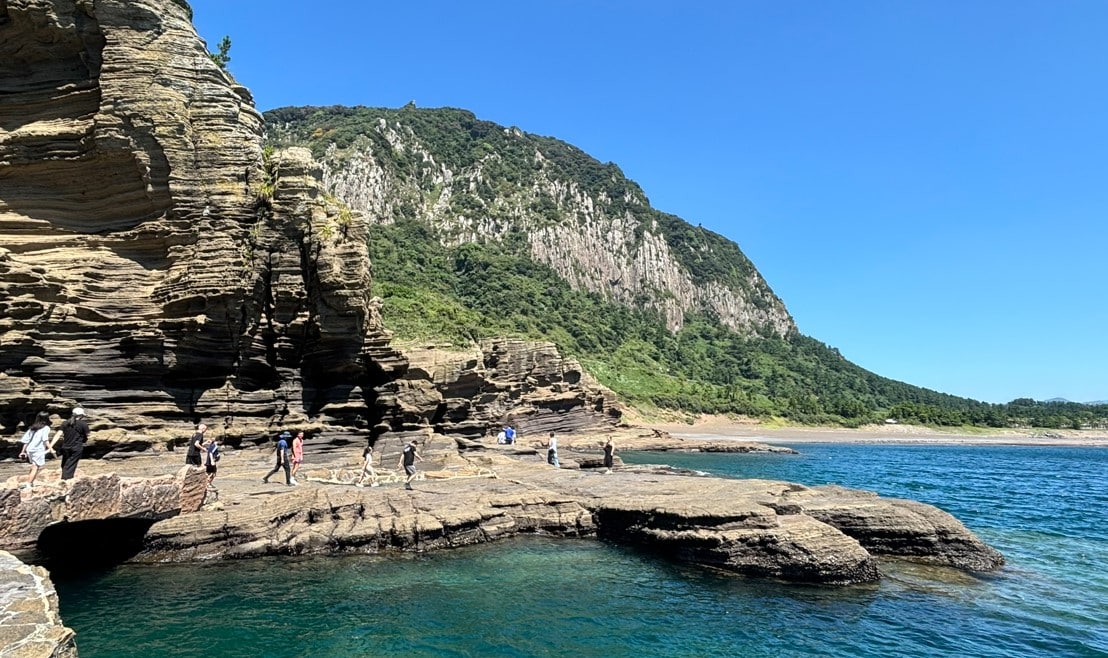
left=290, top=431, right=305, bottom=484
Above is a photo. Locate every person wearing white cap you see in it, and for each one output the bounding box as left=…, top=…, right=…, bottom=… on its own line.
left=48, top=407, right=89, bottom=480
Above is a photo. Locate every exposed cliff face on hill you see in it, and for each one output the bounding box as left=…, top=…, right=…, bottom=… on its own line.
left=266, top=106, right=795, bottom=337
left=0, top=0, right=404, bottom=437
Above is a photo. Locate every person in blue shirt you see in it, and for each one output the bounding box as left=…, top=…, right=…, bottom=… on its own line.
left=504, top=425, right=516, bottom=444
left=262, top=431, right=295, bottom=485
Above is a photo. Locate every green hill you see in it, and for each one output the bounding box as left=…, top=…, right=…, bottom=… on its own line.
left=264, top=105, right=1107, bottom=430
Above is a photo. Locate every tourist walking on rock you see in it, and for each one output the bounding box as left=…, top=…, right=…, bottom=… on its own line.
left=398, top=440, right=423, bottom=490
left=356, top=443, right=379, bottom=487
left=49, top=407, right=89, bottom=480
left=547, top=432, right=560, bottom=468
left=18, top=411, right=52, bottom=489
left=290, top=431, right=305, bottom=480
left=263, top=431, right=294, bottom=486
left=204, top=435, right=221, bottom=488
left=603, top=436, right=616, bottom=474
left=185, top=424, right=207, bottom=467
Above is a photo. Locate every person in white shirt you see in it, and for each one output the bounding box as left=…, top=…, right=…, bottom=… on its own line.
left=18, top=411, right=53, bottom=489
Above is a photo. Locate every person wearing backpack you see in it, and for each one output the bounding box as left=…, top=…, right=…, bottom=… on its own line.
left=204, top=436, right=221, bottom=488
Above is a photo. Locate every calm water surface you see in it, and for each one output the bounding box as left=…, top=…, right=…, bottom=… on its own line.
left=55, top=444, right=1108, bottom=657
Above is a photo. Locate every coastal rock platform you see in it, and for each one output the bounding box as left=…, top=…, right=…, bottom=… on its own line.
left=0, top=437, right=1004, bottom=657
left=0, top=435, right=1000, bottom=584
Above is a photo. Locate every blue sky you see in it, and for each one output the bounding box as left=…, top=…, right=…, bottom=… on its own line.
left=188, top=1, right=1107, bottom=404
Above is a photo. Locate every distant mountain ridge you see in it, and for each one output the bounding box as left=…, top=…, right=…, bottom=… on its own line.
left=266, top=105, right=793, bottom=338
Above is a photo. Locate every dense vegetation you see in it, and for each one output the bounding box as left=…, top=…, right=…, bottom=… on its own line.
left=267, top=106, right=1108, bottom=431
left=367, top=220, right=1108, bottom=430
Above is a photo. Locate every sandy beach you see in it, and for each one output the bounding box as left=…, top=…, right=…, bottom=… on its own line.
left=651, top=415, right=1108, bottom=447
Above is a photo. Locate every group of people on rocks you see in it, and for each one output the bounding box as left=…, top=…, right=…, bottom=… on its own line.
left=15, top=409, right=614, bottom=493
left=260, top=429, right=304, bottom=486
left=183, top=423, right=224, bottom=490
left=496, top=425, right=517, bottom=444
left=545, top=431, right=616, bottom=473
left=179, top=423, right=427, bottom=491
left=17, top=407, right=90, bottom=489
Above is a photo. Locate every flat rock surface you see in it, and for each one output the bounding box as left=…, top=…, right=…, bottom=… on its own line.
left=0, top=437, right=1002, bottom=584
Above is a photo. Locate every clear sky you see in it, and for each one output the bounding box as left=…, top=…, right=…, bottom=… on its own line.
left=188, top=1, right=1106, bottom=404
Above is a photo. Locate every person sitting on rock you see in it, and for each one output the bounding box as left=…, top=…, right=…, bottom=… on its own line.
left=18, top=411, right=52, bottom=490
left=496, top=428, right=508, bottom=444
left=505, top=425, right=516, bottom=444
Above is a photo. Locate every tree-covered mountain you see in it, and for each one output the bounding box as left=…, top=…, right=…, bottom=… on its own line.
left=264, top=105, right=1107, bottom=430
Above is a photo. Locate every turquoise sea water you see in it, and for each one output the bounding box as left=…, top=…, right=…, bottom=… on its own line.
left=54, top=444, right=1107, bottom=657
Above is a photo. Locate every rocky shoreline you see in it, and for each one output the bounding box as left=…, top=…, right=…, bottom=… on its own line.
left=0, top=433, right=1004, bottom=657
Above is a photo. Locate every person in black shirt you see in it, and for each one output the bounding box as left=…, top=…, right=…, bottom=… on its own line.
left=397, top=440, right=423, bottom=490
left=603, top=436, right=616, bottom=474
left=185, top=424, right=207, bottom=467
left=48, top=407, right=89, bottom=480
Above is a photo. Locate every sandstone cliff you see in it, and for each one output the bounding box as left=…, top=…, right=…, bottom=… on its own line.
left=0, top=0, right=405, bottom=440
left=0, top=2, right=627, bottom=452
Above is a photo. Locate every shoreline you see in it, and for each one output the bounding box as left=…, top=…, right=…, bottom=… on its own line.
left=651, top=416, right=1108, bottom=447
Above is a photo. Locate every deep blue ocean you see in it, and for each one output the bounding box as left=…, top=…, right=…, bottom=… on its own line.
left=53, top=443, right=1107, bottom=657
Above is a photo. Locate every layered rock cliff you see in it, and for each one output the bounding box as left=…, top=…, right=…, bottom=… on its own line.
left=0, top=2, right=626, bottom=449
left=0, top=0, right=404, bottom=439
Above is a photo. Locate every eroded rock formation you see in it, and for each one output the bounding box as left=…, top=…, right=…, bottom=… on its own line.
left=124, top=450, right=1001, bottom=585
left=0, top=0, right=405, bottom=442
left=0, top=550, right=76, bottom=658
left=393, top=339, right=622, bottom=441
left=0, top=465, right=209, bottom=553
left=0, top=2, right=625, bottom=459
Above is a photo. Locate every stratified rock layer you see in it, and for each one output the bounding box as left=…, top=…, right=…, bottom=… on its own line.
left=393, top=339, right=622, bottom=440
left=0, top=0, right=404, bottom=441
left=129, top=451, right=1000, bottom=584
left=0, top=466, right=209, bottom=553
left=0, top=550, right=76, bottom=658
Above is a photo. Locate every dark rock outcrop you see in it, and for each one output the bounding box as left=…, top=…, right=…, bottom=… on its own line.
left=0, top=0, right=406, bottom=445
